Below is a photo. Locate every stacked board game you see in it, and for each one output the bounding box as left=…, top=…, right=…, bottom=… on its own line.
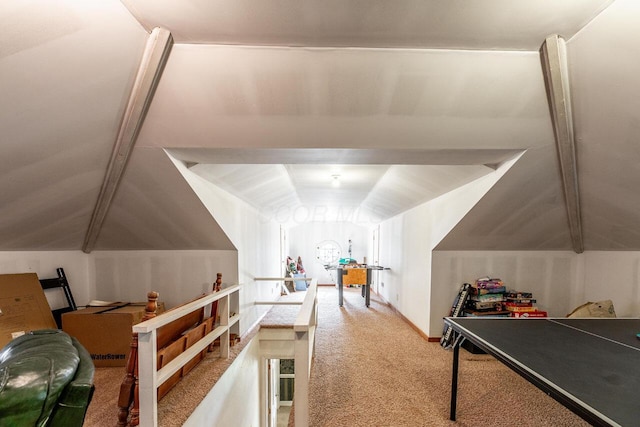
left=464, top=277, right=510, bottom=317
left=504, top=290, right=547, bottom=318
left=464, top=277, right=548, bottom=318
left=441, top=277, right=548, bottom=351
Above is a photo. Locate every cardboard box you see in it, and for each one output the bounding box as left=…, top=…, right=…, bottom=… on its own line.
left=0, top=273, right=57, bottom=348
left=62, top=302, right=165, bottom=367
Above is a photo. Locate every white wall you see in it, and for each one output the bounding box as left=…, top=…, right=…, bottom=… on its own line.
left=431, top=251, right=579, bottom=337
left=0, top=250, right=241, bottom=309
left=288, top=222, right=369, bottom=284
left=91, top=250, right=238, bottom=308
left=185, top=336, right=261, bottom=427
left=377, top=157, right=518, bottom=336
left=431, top=250, right=640, bottom=336
left=580, top=252, right=640, bottom=317
left=0, top=251, right=91, bottom=310
left=172, top=156, right=283, bottom=333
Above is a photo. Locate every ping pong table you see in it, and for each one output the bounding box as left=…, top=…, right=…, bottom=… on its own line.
left=443, top=317, right=640, bottom=427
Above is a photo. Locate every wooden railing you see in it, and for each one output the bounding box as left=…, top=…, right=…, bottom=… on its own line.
left=132, top=284, right=240, bottom=427
left=125, top=278, right=315, bottom=426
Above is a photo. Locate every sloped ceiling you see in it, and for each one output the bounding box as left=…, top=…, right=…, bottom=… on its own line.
left=95, top=148, right=235, bottom=250
left=437, top=0, right=640, bottom=250
left=4, top=0, right=640, bottom=252
left=0, top=1, right=147, bottom=250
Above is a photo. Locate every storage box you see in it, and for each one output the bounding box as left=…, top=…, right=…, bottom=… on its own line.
left=62, top=302, right=165, bottom=367
left=0, top=273, right=57, bottom=348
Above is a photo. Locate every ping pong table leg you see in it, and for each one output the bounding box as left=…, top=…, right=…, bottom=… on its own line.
left=339, top=283, right=344, bottom=306
left=450, top=336, right=462, bottom=421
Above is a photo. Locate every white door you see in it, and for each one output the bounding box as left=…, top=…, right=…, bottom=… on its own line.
left=372, top=226, right=380, bottom=293
left=280, top=226, right=288, bottom=276
left=268, top=359, right=279, bottom=427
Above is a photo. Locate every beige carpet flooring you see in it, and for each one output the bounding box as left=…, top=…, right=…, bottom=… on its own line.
left=84, top=286, right=589, bottom=426
left=306, top=286, right=588, bottom=427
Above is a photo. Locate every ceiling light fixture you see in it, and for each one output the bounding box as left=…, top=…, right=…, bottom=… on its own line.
left=331, top=174, right=341, bottom=188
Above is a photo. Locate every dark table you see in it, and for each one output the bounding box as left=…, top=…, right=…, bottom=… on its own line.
left=333, top=266, right=389, bottom=307
left=443, top=317, right=640, bottom=427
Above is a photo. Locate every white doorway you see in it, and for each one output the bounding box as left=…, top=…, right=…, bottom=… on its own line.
left=266, top=358, right=295, bottom=427
left=280, top=226, right=288, bottom=277
left=267, top=358, right=279, bottom=427
left=371, top=225, right=380, bottom=293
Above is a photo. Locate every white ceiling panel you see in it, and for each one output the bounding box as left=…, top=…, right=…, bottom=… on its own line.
left=189, top=164, right=300, bottom=213
left=361, top=165, right=492, bottom=220
left=122, top=0, right=612, bottom=50
left=286, top=164, right=388, bottom=207
left=137, top=45, right=553, bottom=151
left=188, top=162, right=494, bottom=224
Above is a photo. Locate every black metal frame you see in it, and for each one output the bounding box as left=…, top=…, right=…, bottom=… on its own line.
left=446, top=318, right=615, bottom=427
left=39, top=267, right=77, bottom=329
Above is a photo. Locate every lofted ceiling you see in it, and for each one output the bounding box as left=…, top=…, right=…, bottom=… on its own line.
left=2, top=0, right=640, bottom=252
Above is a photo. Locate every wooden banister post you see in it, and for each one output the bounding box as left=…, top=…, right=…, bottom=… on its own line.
left=117, top=291, right=159, bottom=427
left=208, top=274, right=223, bottom=352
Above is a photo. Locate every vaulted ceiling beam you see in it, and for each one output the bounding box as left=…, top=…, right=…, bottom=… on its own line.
left=540, top=34, right=584, bottom=253
left=82, top=27, right=173, bottom=253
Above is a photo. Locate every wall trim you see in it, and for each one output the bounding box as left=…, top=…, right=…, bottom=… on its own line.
left=374, top=290, right=437, bottom=342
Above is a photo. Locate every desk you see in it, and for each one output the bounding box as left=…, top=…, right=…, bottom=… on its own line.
left=444, top=317, right=640, bottom=427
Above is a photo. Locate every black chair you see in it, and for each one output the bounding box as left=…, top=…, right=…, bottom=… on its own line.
left=39, top=268, right=77, bottom=329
